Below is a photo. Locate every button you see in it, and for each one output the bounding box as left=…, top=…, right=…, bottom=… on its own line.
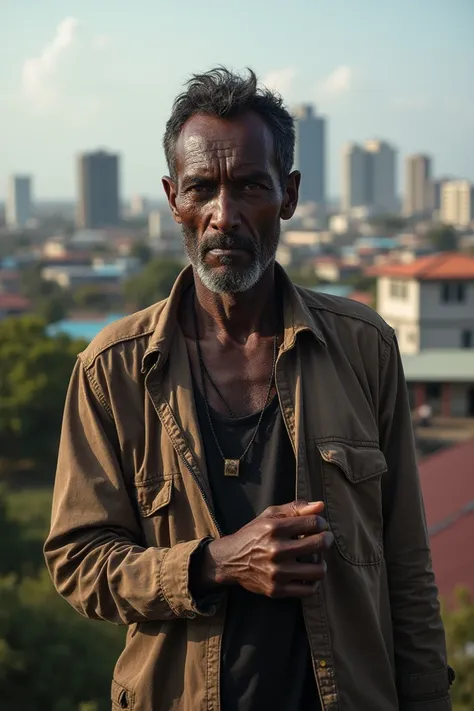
left=187, top=611, right=196, bottom=619
left=319, top=660, right=327, bottom=668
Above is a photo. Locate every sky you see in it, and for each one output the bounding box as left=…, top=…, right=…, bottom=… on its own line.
left=1, top=0, right=473, bottom=201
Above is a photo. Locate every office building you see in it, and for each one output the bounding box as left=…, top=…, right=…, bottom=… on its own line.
left=403, top=154, right=433, bottom=217
left=293, top=105, right=326, bottom=207
left=341, top=143, right=369, bottom=211
left=364, top=139, right=397, bottom=214
left=6, top=175, right=33, bottom=228
left=341, top=140, right=397, bottom=214
left=441, top=180, right=474, bottom=228
left=76, top=150, right=120, bottom=229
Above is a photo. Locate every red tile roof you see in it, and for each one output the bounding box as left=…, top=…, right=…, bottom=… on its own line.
left=419, top=438, right=474, bottom=601
left=349, top=291, right=373, bottom=306
left=367, top=252, right=474, bottom=280
left=0, top=293, right=31, bottom=311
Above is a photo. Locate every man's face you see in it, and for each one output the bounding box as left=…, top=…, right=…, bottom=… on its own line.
left=163, top=112, right=299, bottom=294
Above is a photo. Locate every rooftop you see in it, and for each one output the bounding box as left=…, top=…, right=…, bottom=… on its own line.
left=419, top=438, right=474, bottom=600
left=402, top=349, right=474, bottom=382
left=367, top=252, right=474, bottom=280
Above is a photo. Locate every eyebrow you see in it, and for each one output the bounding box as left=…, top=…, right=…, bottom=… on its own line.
left=181, top=170, right=273, bottom=187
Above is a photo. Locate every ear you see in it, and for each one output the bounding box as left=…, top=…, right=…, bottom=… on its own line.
left=280, top=170, right=301, bottom=221
left=162, top=176, right=182, bottom=224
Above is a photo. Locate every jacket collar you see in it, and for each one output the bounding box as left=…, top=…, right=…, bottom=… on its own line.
left=142, top=263, right=326, bottom=373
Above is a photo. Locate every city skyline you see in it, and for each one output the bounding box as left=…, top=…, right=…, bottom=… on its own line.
left=1, top=0, right=473, bottom=199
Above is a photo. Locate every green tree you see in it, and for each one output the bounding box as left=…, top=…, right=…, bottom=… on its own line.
left=425, top=223, right=458, bottom=252
left=0, top=488, right=125, bottom=710
left=73, top=285, right=115, bottom=313
left=368, top=214, right=407, bottom=236
left=442, top=589, right=474, bottom=711
left=0, top=316, right=85, bottom=478
left=124, top=257, right=184, bottom=309
left=129, top=240, right=153, bottom=265
left=20, top=264, right=71, bottom=323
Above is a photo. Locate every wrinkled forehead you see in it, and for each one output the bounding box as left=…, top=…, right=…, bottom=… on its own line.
left=174, top=112, right=277, bottom=176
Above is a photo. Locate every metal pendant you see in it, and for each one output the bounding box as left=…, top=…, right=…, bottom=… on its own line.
left=224, top=459, right=240, bottom=477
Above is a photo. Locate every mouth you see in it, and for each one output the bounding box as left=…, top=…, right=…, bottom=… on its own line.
left=208, top=248, right=249, bottom=257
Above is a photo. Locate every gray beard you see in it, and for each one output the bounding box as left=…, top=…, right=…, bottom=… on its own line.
left=182, top=227, right=279, bottom=294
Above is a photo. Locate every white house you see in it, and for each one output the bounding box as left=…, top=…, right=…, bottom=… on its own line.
left=368, top=252, right=474, bottom=355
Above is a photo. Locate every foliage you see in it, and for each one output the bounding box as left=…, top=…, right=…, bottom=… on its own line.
left=287, top=268, right=321, bottom=288
left=442, top=589, right=474, bottom=711
left=0, top=316, right=85, bottom=476
left=368, top=214, right=407, bottom=235
left=73, top=285, right=116, bottom=312
left=129, top=240, right=153, bottom=265
left=20, top=263, right=71, bottom=323
left=124, top=257, right=183, bottom=309
left=0, top=486, right=125, bottom=711
left=425, top=223, right=458, bottom=252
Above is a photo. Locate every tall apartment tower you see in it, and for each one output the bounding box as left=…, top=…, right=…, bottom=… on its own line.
left=403, top=154, right=433, bottom=217
left=441, top=180, right=474, bottom=227
left=364, top=139, right=398, bottom=214
left=6, top=175, right=33, bottom=228
left=341, top=143, right=369, bottom=211
left=341, top=140, right=397, bottom=214
left=293, top=105, right=326, bottom=207
left=76, top=150, right=120, bottom=229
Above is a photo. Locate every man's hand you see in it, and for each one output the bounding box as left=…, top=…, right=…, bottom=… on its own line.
left=193, top=501, right=333, bottom=599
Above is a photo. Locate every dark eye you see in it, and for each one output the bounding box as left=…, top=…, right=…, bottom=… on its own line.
left=189, top=184, right=212, bottom=193
left=243, top=182, right=263, bottom=191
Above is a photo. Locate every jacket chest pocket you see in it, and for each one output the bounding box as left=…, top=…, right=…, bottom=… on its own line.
left=317, top=443, right=387, bottom=566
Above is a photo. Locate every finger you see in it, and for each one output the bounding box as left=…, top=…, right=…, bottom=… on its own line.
left=295, top=501, right=325, bottom=516
left=274, top=582, right=320, bottom=598
left=275, top=561, right=328, bottom=582
left=263, top=500, right=324, bottom=519
left=283, top=531, right=334, bottom=557
left=276, top=514, right=329, bottom=537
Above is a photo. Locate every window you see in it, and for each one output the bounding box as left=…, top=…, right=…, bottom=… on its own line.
left=441, top=282, right=466, bottom=304
left=426, top=382, right=441, bottom=400
left=390, top=280, right=408, bottom=300
left=461, top=330, right=472, bottom=348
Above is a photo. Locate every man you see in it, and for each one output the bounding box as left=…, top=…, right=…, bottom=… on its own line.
left=45, top=68, right=454, bottom=711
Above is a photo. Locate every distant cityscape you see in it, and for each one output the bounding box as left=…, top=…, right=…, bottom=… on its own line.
left=1, top=102, right=474, bottom=436
left=2, top=103, right=474, bottom=232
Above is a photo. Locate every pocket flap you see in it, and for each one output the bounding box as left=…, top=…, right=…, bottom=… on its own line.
left=111, top=678, right=135, bottom=708
left=317, top=443, right=387, bottom=483
left=135, top=479, right=172, bottom=517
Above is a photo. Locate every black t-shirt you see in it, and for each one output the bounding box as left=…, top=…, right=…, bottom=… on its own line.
left=193, top=383, right=320, bottom=711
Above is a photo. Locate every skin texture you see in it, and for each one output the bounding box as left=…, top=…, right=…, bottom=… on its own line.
left=163, top=111, right=333, bottom=598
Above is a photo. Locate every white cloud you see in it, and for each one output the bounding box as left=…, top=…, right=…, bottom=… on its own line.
left=262, top=68, right=297, bottom=95
left=22, top=17, right=79, bottom=110
left=93, top=34, right=112, bottom=51
left=320, top=66, right=354, bottom=95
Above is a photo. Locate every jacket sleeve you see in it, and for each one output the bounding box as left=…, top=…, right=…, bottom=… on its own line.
left=378, top=334, right=454, bottom=710
left=44, top=358, right=215, bottom=625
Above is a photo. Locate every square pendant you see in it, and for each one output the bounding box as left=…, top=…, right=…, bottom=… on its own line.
left=224, top=459, right=240, bottom=477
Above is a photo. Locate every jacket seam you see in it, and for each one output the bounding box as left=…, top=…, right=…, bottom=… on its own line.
left=79, top=357, right=114, bottom=420
left=81, top=327, right=157, bottom=369
left=306, top=303, right=394, bottom=345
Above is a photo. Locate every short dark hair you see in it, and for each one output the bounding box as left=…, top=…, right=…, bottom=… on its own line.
left=163, top=67, right=295, bottom=185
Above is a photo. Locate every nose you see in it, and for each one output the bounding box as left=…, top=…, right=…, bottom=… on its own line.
left=210, top=188, right=241, bottom=233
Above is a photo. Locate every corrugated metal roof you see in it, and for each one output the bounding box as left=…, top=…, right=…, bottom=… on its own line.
left=419, top=438, right=474, bottom=600
left=402, top=349, right=474, bottom=382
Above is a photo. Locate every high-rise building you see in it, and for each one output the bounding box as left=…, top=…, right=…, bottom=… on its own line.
left=341, top=143, right=370, bottom=211
left=441, top=180, right=474, bottom=227
left=364, top=139, right=397, bottom=214
left=293, top=105, right=326, bottom=207
left=6, top=175, right=33, bottom=228
left=76, top=150, right=120, bottom=229
left=341, top=140, right=397, bottom=214
left=403, top=154, right=433, bottom=217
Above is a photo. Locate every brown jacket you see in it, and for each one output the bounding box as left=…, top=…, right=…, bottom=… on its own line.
left=45, top=265, right=453, bottom=711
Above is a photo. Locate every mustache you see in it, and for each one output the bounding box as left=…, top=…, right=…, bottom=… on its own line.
left=199, top=233, right=256, bottom=255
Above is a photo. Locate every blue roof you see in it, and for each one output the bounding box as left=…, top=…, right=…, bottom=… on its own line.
left=47, top=313, right=125, bottom=342
left=355, top=237, right=399, bottom=250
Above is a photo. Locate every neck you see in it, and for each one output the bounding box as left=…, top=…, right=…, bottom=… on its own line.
left=193, top=263, right=277, bottom=344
